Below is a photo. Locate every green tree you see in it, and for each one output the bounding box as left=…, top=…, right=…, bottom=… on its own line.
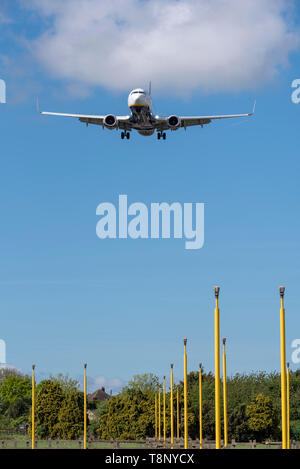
left=0, top=371, right=31, bottom=430
left=228, top=403, right=252, bottom=442
left=246, top=394, right=279, bottom=441
left=96, top=370, right=300, bottom=442
left=49, top=373, right=79, bottom=394
left=122, top=373, right=160, bottom=397
left=30, top=380, right=64, bottom=439
left=55, top=390, right=84, bottom=439
left=88, top=400, right=109, bottom=437
left=0, top=372, right=31, bottom=406
left=177, top=370, right=215, bottom=440
left=6, top=397, right=31, bottom=420
left=97, top=391, right=155, bottom=440
left=0, top=368, right=22, bottom=385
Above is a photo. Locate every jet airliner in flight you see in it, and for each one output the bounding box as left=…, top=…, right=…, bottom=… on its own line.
left=39, top=87, right=255, bottom=140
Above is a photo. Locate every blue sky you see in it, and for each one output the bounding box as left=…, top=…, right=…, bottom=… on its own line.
left=0, top=0, right=300, bottom=392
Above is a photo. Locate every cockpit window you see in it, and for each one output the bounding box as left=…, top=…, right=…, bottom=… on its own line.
left=131, top=91, right=145, bottom=94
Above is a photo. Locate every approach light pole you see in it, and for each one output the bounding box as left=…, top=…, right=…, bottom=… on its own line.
left=158, top=388, right=161, bottom=441
left=155, top=393, right=158, bottom=439
left=170, top=364, right=174, bottom=447
left=163, top=376, right=166, bottom=443
left=214, top=286, right=221, bottom=449
left=177, top=388, right=180, bottom=440
left=199, top=363, right=203, bottom=449
left=183, top=338, right=188, bottom=449
left=222, top=338, right=228, bottom=448
left=84, top=363, right=87, bottom=449
left=32, top=365, right=35, bottom=450
left=287, top=362, right=290, bottom=450
left=279, top=286, right=287, bottom=449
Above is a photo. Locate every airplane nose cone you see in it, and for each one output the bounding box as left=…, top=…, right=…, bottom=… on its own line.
left=133, top=94, right=144, bottom=106
left=128, top=90, right=151, bottom=108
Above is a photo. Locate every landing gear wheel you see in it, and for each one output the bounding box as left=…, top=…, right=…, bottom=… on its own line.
left=126, top=132, right=130, bottom=140
left=121, top=132, right=125, bottom=140
left=162, top=132, right=166, bottom=140
left=157, top=132, right=161, bottom=140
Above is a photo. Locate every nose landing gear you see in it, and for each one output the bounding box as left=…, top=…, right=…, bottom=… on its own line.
left=121, top=131, right=130, bottom=140
left=157, top=132, right=166, bottom=140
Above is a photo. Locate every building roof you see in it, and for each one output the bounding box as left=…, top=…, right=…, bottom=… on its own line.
left=87, top=386, right=111, bottom=402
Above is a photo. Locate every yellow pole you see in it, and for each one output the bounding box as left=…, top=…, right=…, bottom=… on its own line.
left=170, top=364, right=174, bottom=447
left=84, top=363, right=87, bottom=449
left=199, top=363, right=203, bottom=449
left=177, top=388, right=180, bottom=440
left=163, top=376, right=166, bottom=443
left=279, top=286, right=287, bottom=449
left=214, top=286, right=221, bottom=449
left=183, top=338, right=188, bottom=449
left=155, top=394, right=157, bottom=439
left=287, top=362, right=290, bottom=449
left=32, top=364, right=35, bottom=450
left=158, top=390, right=161, bottom=441
left=222, top=338, right=228, bottom=448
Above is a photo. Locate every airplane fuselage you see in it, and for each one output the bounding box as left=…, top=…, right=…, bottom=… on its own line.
left=127, top=88, right=156, bottom=136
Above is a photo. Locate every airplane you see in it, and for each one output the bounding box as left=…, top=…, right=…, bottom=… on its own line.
left=39, top=85, right=255, bottom=140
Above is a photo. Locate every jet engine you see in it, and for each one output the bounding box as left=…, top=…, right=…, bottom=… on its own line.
left=104, top=114, right=117, bottom=129
left=167, top=115, right=181, bottom=129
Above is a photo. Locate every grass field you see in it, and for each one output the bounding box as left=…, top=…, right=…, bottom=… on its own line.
left=0, top=433, right=291, bottom=449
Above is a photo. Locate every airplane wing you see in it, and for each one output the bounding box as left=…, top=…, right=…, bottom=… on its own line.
left=155, top=103, right=255, bottom=131
left=39, top=110, right=131, bottom=129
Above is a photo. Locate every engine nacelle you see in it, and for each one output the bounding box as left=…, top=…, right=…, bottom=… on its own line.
left=104, top=114, right=117, bottom=129
left=167, top=115, right=181, bottom=129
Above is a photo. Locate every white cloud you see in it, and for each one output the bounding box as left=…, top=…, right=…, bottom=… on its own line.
left=86, top=375, right=124, bottom=393
left=23, top=0, right=299, bottom=95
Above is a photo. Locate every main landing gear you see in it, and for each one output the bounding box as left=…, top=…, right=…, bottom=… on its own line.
left=121, top=131, right=130, bottom=140
left=157, top=132, right=166, bottom=140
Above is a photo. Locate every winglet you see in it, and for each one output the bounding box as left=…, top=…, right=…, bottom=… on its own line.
left=249, top=100, right=256, bottom=116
